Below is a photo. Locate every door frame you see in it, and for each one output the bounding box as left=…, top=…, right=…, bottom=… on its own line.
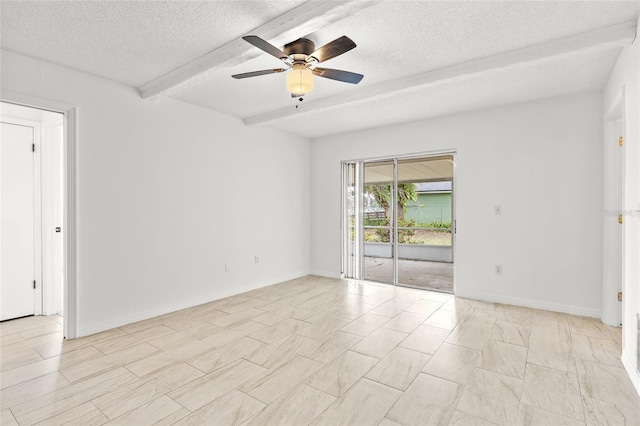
left=1, top=117, right=43, bottom=317
left=603, top=86, right=626, bottom=329
left=1, top=90, right=78, bottom=339
left=341, top=149, right=457, bottom=292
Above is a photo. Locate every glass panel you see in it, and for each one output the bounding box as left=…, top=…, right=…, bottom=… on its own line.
left=363, top=160, right=394, bottom=284
left=396, top=156, right=454, bottom=292
left=344, top=163, right=357, bottom=278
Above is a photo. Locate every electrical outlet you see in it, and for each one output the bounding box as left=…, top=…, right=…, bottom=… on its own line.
left=225, top=263, right=230, bottom=272
left=495, top=265, right=502, bottom=275
left=255, top=256, right=259, bottom=264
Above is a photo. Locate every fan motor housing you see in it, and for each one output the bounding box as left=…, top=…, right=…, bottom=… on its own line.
left=283, top=38, right=315, bottom=56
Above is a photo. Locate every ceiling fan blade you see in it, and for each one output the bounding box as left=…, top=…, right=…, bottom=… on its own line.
left=243, top=35, right=288, bottom=60
left=232, top=68, right=287, bottom=79
left=312, top=67, right=363, bottom=84
left=309, top=36, right=356, bottom=63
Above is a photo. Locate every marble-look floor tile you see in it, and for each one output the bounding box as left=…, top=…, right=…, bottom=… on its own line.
left=172, top=390, right=265, bottom=426
left=3, top=346, right=102, bottom=389
left=298, top=332, right=362, bottom=364
left=405, top=299, right=442, bottom=316
left=399, top=325, right=449, bottom=354
left=118, top=311, right=183, bottom=334
left=567, top=316, right=615, bottom=340
left=527, top=319, right=575, bottom=373
left=365, top=347, right=431, bottom=391
left=295, top=316, right=351, bottom=340
left=12, top=368, right=139, bottom=426
left=125, top=340, right=211, bottom=378
left=92, top=362, right=204, bottom=419
left=351, top=328, right=408, bottom=359
left=447, top=410, right=497, bottom=426
left=581, top=395, right=640, bottom=426
left=497, top=305, right=534, bottom=325
left=0, top=348, right=43, bottom=372
left=491, top=320, right=530, bottom=347
left=19, top=323, right=63, bottom=340
left=240, top=355, right=324, bottom=404
left=333, top=301, right=378, bottom=320
left=147, top=323, right=221, bottom=350
left=339, top=313, right=389, bottom=337
left=188, top=337, right=264, bottom=373
left=516, top=403, right=585, bottom=426
left=209, top=308, right=265, bottom=328
left=439, top=298, right=473, bottom=314
left=575, top=359, right=640, bottom=409
left=521, top=363, right=584, bottom=421
left=456, top=368, right=522, bottom=425
left=306, top=350, right=379, bottom=397
left=1, top=409, right=18, bottom=426
left=244, top=384, right=336, bottom=426
left=0, top=372, right=70, bottom=409
left=420, top=290, right=452, bottom=303
left=168, top=359, right=267, bottom=412
left=243, top=334, right=316, bottom=369
left=382, top=311, right=428, bottom=334
left=2, top=277, right=635, bottom=426
left=103, top=395, right=188, bottom=426
left=251, top=306, right=305, bottom=326
left=422, top=343, right=479, bottom=384
left=570, top=334, right=622, bottom=367
left=310, top=379, right=401, bottom=426
left=370, top=300, right=414, bottom=318
left=32, top=401, right=107, bottom=426
left=446, top=321, right=493, bottom=351
left=201, top=320, right=265, bottom=348
left=248, top=318, right=310, bottom=344
left=379, top=418, right=403, bottom=426
left=480, top=340, right=527, bottom=379
left=386, top=373, right=462, bottom=425
left=423, top=309, right=466, bottom=330
left=92, top=325, right=175, bottom=354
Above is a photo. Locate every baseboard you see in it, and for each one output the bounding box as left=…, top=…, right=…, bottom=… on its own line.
left=622, top=349, right=640, bottom=396
left=454, top=290, right=601, bottom=318
left=77, top=270, right=311, bottom=337
left=310, top=269, right=341, bottom=279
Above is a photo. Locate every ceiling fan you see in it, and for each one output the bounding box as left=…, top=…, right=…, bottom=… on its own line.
left=232, top=35, right=364, bottom=97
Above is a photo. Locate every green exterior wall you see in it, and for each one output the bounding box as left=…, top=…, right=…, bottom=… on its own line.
left=404, top=193, right=451, bottom=224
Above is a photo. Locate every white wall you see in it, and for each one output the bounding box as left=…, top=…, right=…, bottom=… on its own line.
left=603, top=16, right=640, bottom=393
left=312, top=92, right=603, bottom=317
left=0, top=50, right=311, bottom=336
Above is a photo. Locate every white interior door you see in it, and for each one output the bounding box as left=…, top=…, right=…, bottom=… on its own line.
left=1, top=122, right=36, bottom=321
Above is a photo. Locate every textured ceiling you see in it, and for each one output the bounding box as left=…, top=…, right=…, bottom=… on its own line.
left=1, top=1, right=639, bottom=139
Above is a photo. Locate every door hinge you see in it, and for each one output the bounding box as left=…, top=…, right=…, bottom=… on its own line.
left=619, top=136, right=624, bottom=147
left=618, top=291, right=622, bottom=302
left=32, top=143, right=35, bottom=152
left=618, top=214, right=623, bottom=224
left=33, top=280, right=36, bottom=289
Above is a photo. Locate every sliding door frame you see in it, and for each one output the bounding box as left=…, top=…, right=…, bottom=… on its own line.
left=341, top=149, right=457, bottom=292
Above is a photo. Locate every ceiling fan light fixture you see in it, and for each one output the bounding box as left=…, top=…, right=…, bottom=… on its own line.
left=287, top=63, right=313, bottom=95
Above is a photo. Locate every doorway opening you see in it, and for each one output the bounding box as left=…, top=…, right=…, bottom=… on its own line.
left=342, top=152, right=455, bottom=293
left=1, top=100, right=74, bottom=337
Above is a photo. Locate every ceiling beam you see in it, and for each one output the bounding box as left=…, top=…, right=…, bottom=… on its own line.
left=244, top=20, right=637, bottom=127
left=138, top=0, right=382, bottom=100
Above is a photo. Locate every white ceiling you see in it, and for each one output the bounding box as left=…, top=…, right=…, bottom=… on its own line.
left=1, top=1, right=638, bottom=139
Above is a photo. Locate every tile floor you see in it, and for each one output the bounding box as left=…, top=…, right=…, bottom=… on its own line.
left=1, top=275, right=639, bottom=425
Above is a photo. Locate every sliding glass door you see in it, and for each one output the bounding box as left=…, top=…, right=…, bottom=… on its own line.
left=342, top=153, right=455, bottom=293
